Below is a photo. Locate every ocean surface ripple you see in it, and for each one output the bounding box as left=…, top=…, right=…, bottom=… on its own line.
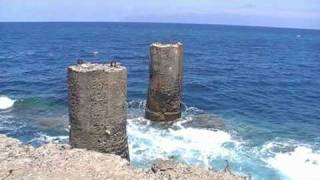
left=0, top=23, right=320, bottom=180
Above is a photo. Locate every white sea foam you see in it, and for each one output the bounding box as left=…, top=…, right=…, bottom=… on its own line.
left=0, top=96, right=15, bottom=110
left=265, top=143, right=320, bottom=180
left=127, top=116, right=240, bottom=168
left=127, top=107, right=320, bottom=180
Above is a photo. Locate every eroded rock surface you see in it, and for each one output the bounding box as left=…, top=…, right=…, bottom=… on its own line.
left=0, top=135, right=249, bottom=180
left=182, top=114, right=225, bottom=130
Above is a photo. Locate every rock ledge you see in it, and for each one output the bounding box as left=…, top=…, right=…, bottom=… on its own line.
left=0, top=135, right=249, bottom=180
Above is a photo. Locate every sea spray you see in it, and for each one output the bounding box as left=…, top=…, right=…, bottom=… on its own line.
left=126, top=100, right=243, bottom=171
left=0, top=96, right=15, bottom=110
left=264, top=143, right=320, bottom=180
left=127, top=116, right=238, bottom=168
left=126, top=100, right=320, bottom=179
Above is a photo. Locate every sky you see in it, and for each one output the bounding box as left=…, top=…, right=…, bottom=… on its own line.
left=0, top=0, right=320, bottom=29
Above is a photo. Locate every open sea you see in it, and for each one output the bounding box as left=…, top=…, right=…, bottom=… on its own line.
left=0, top=22, right=319, bottom=180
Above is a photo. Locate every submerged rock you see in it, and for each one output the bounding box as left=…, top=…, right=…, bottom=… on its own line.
left=0, top=135, right=249, bottom=180
left=182, top=114, right=225, bottom=130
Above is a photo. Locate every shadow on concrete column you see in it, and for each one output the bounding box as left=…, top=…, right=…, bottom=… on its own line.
left=68, top=62, right=129, bottom=160
left=145, top=42, right=184, bottom=121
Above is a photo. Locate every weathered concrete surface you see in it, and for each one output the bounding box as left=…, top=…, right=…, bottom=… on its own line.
left=68, top=62, right=129, bottom=160
left=0, top=135, right=249, bottom=180
left=146, top=42, right=184, bottom=121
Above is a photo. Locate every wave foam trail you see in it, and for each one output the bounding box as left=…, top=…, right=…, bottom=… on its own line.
left=0, top=96, right=15, bottom=110
left=267, top=146, right=320, bottom=180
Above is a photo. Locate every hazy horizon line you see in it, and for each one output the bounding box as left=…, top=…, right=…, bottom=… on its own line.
left=0, top=20, right=319, bottom=31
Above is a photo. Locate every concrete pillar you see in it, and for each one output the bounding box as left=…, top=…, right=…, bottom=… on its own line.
left=68, top=62, right=129, bottom=160
left=145, top=42, right=184, bottom=121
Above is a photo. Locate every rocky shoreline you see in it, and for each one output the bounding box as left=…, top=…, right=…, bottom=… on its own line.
left=0, top=135, right=249, bottom=180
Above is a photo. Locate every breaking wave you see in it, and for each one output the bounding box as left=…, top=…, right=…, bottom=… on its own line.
left=126, top=100, right=246, bottom=176
left=126, top=100, right=320, bottom=180
left=263, top=141, right=320, bottom=180
left=0, top=96, right=15, bottom=110
left=127, top=117, right=238, bottom=168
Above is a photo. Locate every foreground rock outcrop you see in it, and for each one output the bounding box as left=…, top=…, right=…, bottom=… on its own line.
left=0, top=135, right=249, bottom=180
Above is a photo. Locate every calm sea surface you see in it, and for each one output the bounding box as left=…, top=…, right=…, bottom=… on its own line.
left=0, top=22, right=320, bottom=180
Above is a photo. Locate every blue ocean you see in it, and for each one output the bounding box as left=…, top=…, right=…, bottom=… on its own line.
left=0, top=22, right=319, bottom=180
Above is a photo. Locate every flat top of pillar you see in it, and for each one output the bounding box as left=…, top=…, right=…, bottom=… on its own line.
left=151, top=42, right=183, bottom=48
left=68, top=62, right=126, bottom=72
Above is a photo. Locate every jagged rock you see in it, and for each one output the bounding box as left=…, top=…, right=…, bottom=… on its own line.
left=0, top=135, right=249, bottom=180
left=151, top=159, right=249, bottom=180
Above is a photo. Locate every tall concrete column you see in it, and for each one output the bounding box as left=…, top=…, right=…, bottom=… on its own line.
left=145, top=42, right=184, bottom=121
left=68, top=62, right=129, bottom=160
